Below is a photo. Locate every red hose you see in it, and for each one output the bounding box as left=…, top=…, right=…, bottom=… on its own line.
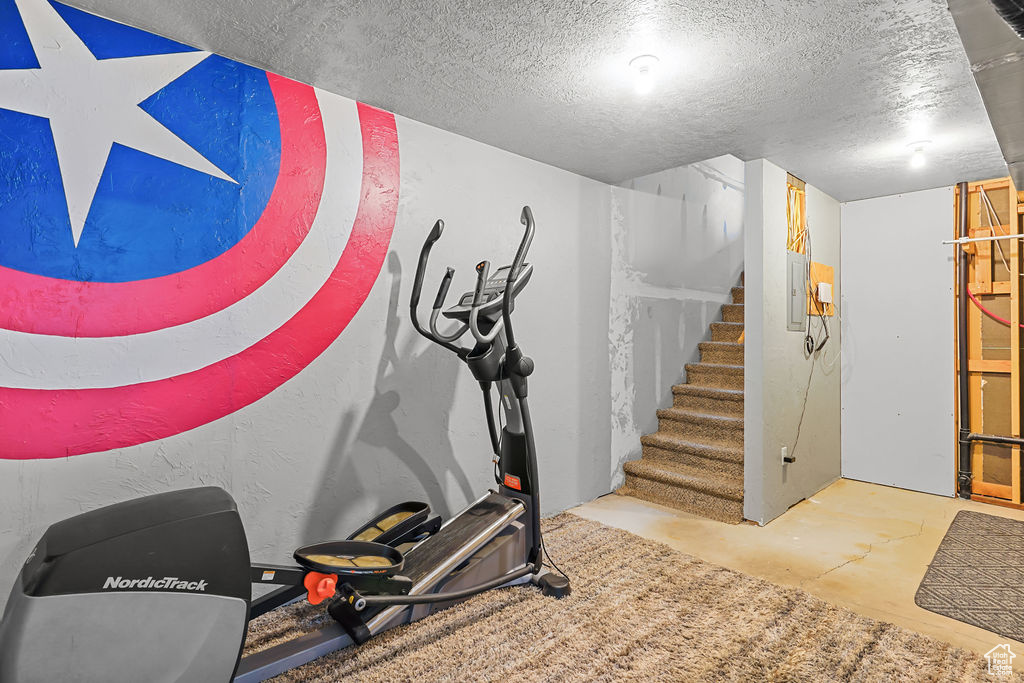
left=966, top=285, right=1024, bottom=328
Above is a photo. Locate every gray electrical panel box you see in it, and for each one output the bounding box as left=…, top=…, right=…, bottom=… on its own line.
left=787, top=250, right=807, bottom=332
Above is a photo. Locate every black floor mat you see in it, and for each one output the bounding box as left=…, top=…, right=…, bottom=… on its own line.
left=915, top=510, right=1024, bottom=641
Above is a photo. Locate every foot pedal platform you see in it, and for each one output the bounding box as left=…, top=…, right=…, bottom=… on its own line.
left=347, top=502, right=441, bottom=546
left=294, top=540, right=412, bottom=596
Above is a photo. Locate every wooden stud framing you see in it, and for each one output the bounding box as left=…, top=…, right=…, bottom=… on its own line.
left=960, top=177, right=1023, bottom=505
left=969, top=359, right=1013, bottom=373
left=1010, top=179, right=1021, bottom=504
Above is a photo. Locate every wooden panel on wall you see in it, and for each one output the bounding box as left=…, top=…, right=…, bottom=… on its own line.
left=806, top=261, right=835, bottom=316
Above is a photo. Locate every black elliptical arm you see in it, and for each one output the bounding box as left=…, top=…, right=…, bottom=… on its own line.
left=502, top=207, right=535, bottom=398
left=429, top=268, right=469, bottom=342
left=499, top=206, right=541, bottom=568
left=468, top=260, right=505, bottom=344
left=411, top=219, right=468, bottom=358
left=501, top=207, right=534, bottom=351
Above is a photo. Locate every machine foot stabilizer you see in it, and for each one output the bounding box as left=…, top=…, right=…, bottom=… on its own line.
left=536, top=571, right=570, bottom=599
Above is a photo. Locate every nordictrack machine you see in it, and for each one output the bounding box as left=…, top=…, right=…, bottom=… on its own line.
left=0, top=206, right=568, bottom=683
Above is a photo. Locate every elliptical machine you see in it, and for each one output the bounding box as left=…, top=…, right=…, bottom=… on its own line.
left=0, top=206, right=568, bottom=683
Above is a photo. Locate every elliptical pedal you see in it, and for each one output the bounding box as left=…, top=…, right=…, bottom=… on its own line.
left=347, top=502, right=441, bottom=547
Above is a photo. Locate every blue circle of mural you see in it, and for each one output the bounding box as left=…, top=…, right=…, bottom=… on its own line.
left=0, top=0, right=282, bottom=282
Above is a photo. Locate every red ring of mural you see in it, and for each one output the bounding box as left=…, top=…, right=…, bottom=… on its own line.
left=0, top=102, right=399, bottom=458
left=0, top=73, right=326, bottom=337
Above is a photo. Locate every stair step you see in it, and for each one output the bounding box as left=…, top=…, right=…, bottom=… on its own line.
left=641, top=433, right=743, bottom=477
left=656, top=408, right=743, bottom=447
left=617, top=270, right=748, bottom=525
left=722, top=303, right=744, bottom=323
left=671, top=385, right=743, bottom=416
left=619, top=459, right=744, bottom=523
left=685, top=363, right=744, bottom=390
left=710, top=322, right=744, bottom=343
left=698, top=341, right=744, bottom=366
left=623, top=458, right=742, bottom=499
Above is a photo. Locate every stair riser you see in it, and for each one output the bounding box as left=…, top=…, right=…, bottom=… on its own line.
left=619, top=477, right=743, bottom=524
left=672, top=393, right=744, bottom=417
left=657, top=417, right=743, bottom=448
left=641, top=444, right=743, bottom=479
left=710, top=323, right=743, bottom=343
left=722, top=305, right=744, bottom=323
left=700, top=346, right=744, bottom=365
left=687, top=368, right=744, bottom=390
left=732, top=287, right=744, bottom=304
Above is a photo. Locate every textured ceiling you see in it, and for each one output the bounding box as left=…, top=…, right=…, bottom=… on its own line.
left=62, top=0, right=1007, bottom=201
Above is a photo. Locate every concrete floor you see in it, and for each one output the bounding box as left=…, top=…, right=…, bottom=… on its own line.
left=571, top=478, right=1024, bottom=656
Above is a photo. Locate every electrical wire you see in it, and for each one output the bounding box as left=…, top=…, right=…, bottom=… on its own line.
left=971, top=188, right=1023, bottom=329
left=541, top=535, right=570, bottom=582
left=497, top=386, right=570, bottom=583
left=819, top=307, right=843, bottom=373
left=802, top=222, right=830, bottom=355
left=515, top=437, right=571, bottom=583
left=789, top=357, right=816, bottom=459
left=790, top=219, right=838, bottom=459
left=980, top=188, right=1012, bottom=275
left=966, top=285, right=1024, bottom=329
left=493, top=390, right=505, bottom=486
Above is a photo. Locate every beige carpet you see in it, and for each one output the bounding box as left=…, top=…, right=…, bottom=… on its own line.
left=246, top=513, right=1018, bottom=682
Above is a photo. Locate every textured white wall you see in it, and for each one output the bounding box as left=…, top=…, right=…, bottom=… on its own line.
left=840, top=188, right=955, bottom=496
left=744, top=159, right=842, bottom=525
left=609, top=157, right=745, bottom=486
left=0, top=100, right=613, bottom=613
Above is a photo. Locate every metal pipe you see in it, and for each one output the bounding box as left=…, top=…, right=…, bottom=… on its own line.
left=967, top=432, right=1024, bottom=447
left=363, top=496, right=526, bottom=635
left=957, top=181, right=973, bottom=499
left=943, top=232, right=1024, bottom=245
left=359, top=565, right=534, bottom=606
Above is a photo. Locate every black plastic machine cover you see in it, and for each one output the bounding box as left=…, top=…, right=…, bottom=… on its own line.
left=17, top=486, right=250, bottom=602
left=990, top=0, right=1024, bottom=37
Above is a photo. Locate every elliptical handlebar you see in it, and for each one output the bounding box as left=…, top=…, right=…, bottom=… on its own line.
left=429, top=267, right=469, bottom=342
left=411, top=219, right=467, bottom=357
left=412, top=206, right=534, bottom=357
left=410, top=219, right=443, bottom=313
left=468, top=260, right=506, bottom=344
left=501, top=206, right=535, bottom=350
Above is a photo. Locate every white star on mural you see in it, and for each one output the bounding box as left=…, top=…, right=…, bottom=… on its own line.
left=0, top=0, right=236, bottom=246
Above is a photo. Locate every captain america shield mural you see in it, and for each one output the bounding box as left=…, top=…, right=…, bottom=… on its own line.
left=0, top=0, right=399, bottom=458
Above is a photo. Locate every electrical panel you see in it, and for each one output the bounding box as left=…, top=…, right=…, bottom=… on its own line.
left=787, top=250, right=807, bottom=331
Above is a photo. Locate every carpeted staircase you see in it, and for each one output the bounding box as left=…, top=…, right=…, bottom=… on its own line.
left=618, top=278, right=744, bottom=523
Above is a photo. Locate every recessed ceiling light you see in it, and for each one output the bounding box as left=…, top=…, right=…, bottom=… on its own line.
left=629, top=54, right=659, bottom=95
left=908, top=141, right=930, bottom=169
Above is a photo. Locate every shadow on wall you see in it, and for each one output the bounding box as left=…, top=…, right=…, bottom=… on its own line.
left=630, top=297, right=719, bottom=438
left=302, top=252, right=473, bottom=541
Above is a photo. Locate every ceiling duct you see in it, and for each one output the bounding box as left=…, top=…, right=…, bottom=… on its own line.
left=950, top=0, right=1024, bottom=188
left=989, top=0, right=1024, bottom=37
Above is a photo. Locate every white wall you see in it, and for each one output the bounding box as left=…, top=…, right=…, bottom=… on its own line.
left=609, top=157, right=745, bottom=485
left=840, top=187, right=955, bottom=496
left=744, top=159, right=843, bottom=525
left=0, top=97, right=614, bottom=611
